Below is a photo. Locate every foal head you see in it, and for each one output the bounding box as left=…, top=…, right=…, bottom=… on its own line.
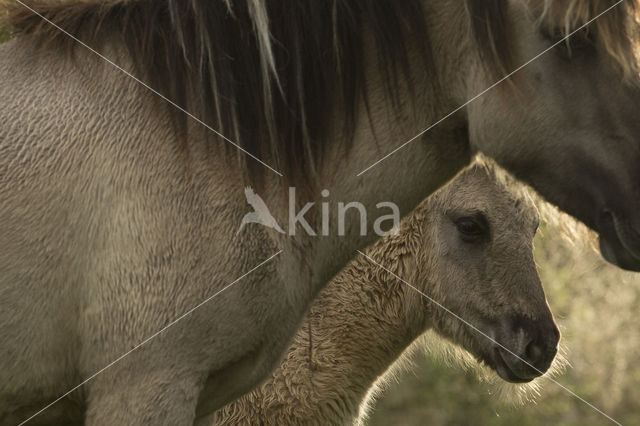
left=414, top=165, right=559, bottom=383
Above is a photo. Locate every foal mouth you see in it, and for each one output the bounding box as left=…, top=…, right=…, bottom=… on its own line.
left=492, top=347, right=541, bottom=384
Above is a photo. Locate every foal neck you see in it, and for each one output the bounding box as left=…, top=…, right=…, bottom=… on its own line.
left=212, top=231, right=427, bottom=425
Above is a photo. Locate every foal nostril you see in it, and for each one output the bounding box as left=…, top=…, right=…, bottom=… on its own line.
left=507, top=316, right=559, bottom=366
left=521, top=324, right=559, bottom=370
left=524, top=339, right=543, bottom=364
left=494, top=317, right=559, bottom=382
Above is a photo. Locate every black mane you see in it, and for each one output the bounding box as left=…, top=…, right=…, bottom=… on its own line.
left=5, top=0, right=516, bottom=183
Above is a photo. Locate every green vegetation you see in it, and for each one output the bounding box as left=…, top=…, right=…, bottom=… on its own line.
left=0, top=26, right=10, bottom=43
left=0, top=27, right=10, bottom=43
left=369, top=219, right=640, bottom=425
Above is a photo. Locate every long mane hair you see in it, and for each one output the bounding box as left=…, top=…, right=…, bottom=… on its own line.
left=2, top=0, right=639, bottom=183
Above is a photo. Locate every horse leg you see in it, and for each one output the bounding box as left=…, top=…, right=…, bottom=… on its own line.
left=83, top=355, right=205, bottom=426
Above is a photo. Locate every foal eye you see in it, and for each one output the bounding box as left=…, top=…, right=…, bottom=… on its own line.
left=455, top=215, right=488, bottom=242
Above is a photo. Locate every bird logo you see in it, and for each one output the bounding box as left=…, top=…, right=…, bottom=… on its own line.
left=237, top=187, right=285, bottom=234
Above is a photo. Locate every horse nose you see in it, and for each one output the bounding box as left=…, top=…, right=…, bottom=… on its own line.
left=522, top=322, right=559, bottom=370
left=493, top=315, right=559, bottom=383
left=514, top=317, right=559, bottom=371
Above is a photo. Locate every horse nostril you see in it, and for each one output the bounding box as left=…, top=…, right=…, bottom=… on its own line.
left=521, top=326, right=558, bottom=370
left=524, top=339, right=543, bottom=364
left=498, top=315, right=559, bottom=380
left=511, top=317, right=558, bottom=360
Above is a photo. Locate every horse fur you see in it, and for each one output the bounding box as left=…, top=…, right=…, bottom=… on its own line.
left=207, top=164, right=560, bottom=425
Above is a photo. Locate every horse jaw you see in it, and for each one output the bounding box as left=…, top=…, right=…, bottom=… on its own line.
left=598, top=211, right=640, bottom=272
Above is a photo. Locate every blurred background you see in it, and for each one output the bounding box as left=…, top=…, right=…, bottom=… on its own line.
left=1, top=25, right=638, bottom=426
left=368, top=218, right=640, bottom=425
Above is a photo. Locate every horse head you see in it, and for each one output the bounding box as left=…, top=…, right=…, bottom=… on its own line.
left=417, top=165, right=559, bottom=382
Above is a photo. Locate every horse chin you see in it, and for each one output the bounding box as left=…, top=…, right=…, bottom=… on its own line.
left=598, top=212, right=640, bottom=272
left=475, top=346, right=537, bottom=383
left=491, top=348, right=539, bottom=383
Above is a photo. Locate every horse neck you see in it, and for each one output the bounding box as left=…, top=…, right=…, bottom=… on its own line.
left=302, top=2, right=473, bottom=294
left=326, top=257, right=419, bottom=370
left=250, top=231, right=426, bottom=424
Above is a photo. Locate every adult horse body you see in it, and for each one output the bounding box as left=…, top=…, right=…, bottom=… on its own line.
left=0, top=0, right=639, bottom=424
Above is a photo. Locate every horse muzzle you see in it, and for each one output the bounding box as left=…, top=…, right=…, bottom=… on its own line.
left=489, top=315, right=559, bottom=383
left=598, top=211, right=640, bottom=272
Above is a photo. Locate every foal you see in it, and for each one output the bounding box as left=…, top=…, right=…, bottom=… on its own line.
left=208, top=165, right=559, bottom=425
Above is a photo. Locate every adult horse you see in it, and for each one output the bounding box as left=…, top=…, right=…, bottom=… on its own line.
left=0, top=0, right=639, bottom=424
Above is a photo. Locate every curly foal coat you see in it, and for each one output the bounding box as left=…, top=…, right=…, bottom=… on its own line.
left=209, top=166, right=558, bottom=425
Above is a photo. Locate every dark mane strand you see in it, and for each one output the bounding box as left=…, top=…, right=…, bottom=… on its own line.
left=3, top=1, right=639, bottom=184
left=3, top=0, right=437, bottom=185
left=466, top=0, right=514, bottom=81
